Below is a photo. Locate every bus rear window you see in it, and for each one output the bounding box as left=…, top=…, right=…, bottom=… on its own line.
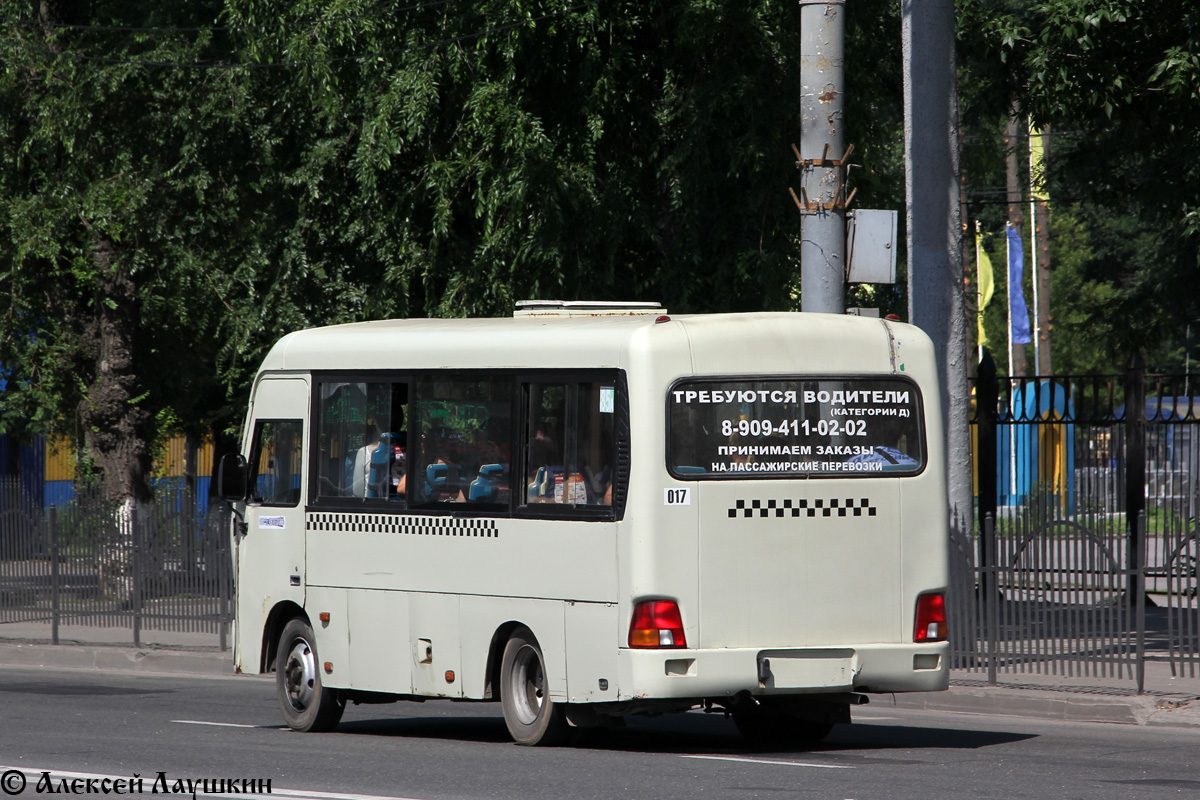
left=668, top=377, right=925, bottom=479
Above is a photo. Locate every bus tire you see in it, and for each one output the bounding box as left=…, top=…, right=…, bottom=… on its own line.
left=500, top=626, right=570, bottom=746
left=276, top=618, right=345, bottom=732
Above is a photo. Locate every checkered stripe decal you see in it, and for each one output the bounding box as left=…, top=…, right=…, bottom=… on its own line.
left=728, top=498, right=877, bottom=519
left=306, top=512, right=498, bottom=538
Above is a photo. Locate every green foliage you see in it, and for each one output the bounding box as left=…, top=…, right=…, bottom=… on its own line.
left=959, top=0, right=1200, bottom=373
left=0, top=0, right=242, bottom=435
left=5, top=1, right=912, bottom=496
left=214, top=0, right=815, bottom=322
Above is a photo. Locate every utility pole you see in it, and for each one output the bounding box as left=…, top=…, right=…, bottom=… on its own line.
left=902, top=0, right=971, bottom=558
left=798, top=0, right=845, bottom=314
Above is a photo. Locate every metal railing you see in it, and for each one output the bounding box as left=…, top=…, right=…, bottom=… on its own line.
left=953, top=357, right=1200, bottom=691
left=0, top=478, right=232, bottom=649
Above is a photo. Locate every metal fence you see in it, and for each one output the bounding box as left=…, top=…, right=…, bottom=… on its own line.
left=5, top=361, right=1198, bottom=678
left=952, top=357, right=1200, bottom=690
left=0, top=477, right=233, bottom=649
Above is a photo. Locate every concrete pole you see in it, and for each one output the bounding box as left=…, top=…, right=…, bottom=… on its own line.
left=902, top=1, right=972, bottom=554
left=799, top=0, right=845, bottom=314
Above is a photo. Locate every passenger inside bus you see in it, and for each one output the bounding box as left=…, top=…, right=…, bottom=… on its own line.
left=350, top=424, right=382, bottom=497
left=367, top=431, right=406, bottom=498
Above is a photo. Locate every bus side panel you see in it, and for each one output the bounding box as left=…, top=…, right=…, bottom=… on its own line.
left=346, top=589, right=411, bottom=693
left=305, top=520, right=618, bottom=701
left=303, top=586, right=350, bottom=687
left=305, top=518, right=616, bottom=602
left=410, top=593, right=463, bottom=698
left=457, top=596, right=568, bottom=702
left=565, top=601, right=620, bottom=703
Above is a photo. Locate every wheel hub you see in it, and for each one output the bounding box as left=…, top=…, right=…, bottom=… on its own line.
left=283, top=639, right=316, bottom=711
left=510, top=643, right=545, bottom=725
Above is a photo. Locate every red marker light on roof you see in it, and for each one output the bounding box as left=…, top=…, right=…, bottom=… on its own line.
left=655, top=315, right=671, bottom=323
left=914, top=592, right=947, bottom=642
left=629, top=600, right=687, bottom=648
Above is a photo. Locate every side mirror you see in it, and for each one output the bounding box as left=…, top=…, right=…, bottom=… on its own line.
left=217, top=452, right=250, bottom=502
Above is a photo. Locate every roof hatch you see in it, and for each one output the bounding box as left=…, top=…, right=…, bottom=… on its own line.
left=513, top=300, right=667, bottom=318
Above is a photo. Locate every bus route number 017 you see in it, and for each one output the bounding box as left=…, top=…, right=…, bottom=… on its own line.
left=664, top=488, right=691, bottom=506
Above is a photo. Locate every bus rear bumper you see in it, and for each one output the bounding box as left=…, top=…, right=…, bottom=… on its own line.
left=614, top=642, right=949, bottom=701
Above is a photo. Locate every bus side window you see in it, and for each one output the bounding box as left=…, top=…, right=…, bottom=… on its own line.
left=249, top=420, right=303, bottom=507
left=412, top=376, right=512, bottom=507
left=581, top=383, right=616, bottom=506
left=525, top=384, right=565, bottom=502
left=315, top=380, right=410, bottom=503
left=523, top=381, right=614, bottom=507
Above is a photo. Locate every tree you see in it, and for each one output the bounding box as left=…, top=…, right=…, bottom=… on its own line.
left=1, top=0, right=913, bottom=501
left=0, top=0, right=248, bottom=508
left=959, top=0, right=1200, bottom=372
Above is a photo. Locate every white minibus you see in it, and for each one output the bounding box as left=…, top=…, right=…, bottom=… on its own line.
left=219, top=302, right=949, bottom=745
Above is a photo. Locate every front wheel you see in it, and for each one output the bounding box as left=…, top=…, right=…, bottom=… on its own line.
left=500, top=626, right=571, bottom=746
left=276, top=618, right=345, bottom=732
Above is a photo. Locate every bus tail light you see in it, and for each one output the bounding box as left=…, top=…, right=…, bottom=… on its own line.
left=914, top=593, right=947, bottom=642
left=629, top=600, right=687, bottom=648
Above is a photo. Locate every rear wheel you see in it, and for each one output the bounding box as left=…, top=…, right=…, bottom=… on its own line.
left=276, top=618, right=345, bottom=732
left=500, top=626, right=571, bottom=746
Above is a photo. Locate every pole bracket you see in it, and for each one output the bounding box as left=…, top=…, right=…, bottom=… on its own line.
left=788, top=143, right=857, bottom=213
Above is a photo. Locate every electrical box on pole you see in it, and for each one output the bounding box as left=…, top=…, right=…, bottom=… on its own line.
left=846, top=209, right=898, bottom=284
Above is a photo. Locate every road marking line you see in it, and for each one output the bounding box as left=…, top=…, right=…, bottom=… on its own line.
left=681, top=755, right=853, bottom=769
left=170, top=720, right=261, bottom=728
left=270, top=790, right=427, bottom=800
left=0, top=767, right=427, bottom=800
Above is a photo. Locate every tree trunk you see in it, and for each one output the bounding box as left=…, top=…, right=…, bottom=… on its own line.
left=76, top=239, right=153, bottom=603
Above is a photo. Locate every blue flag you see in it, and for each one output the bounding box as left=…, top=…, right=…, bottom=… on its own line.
left=1007, top=225, right=1032, bottom=345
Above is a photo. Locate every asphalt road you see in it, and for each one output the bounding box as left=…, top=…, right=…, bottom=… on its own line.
left=0, top=666, right=1197, bottom=800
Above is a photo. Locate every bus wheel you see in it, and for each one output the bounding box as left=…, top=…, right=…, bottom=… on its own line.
left=500, top=626, right=570, bottom=746
left=731, top=701, right=833, bottom=748
left=276, top=618, right=345, bottom=732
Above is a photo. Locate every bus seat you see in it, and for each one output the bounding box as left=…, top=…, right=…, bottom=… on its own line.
left=367, top=438, right=391, bottom=498
left=527, top=466, right=547, bottom=501
left=469, top=463, right=506, bottom=502
left=527, top=465, right=565, bottom=501
left=425, top=462, right=466, bottom=501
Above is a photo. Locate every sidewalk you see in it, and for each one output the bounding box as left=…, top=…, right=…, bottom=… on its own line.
left=0, top=620, right=232, bottom=677
left=891, top=659, right=1200, bottom=728
left=1, top=620, right=1198, bottom=728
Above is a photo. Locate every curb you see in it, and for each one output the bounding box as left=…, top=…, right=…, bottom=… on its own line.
left=887, top=685, right=1200, bottom=728
left=0, top=642, right=234, bottom=677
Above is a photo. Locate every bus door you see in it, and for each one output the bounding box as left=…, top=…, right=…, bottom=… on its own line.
left=238, top=376, right=310, bottom=670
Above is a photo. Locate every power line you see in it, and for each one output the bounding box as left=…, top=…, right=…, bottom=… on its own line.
left=10, top=0, right=601, bottom=70
left=2, top=0, right=458, bottom=35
